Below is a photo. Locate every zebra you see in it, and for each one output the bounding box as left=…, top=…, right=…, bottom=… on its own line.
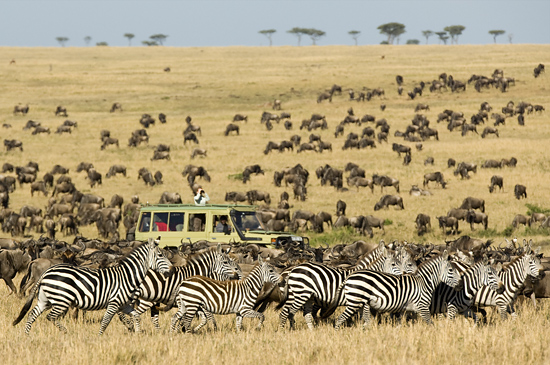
left=118, top=243, right=242, bottom=332
left=278, top=243, right=416, bottom=330
left=335, top=250, right=459, bottom=329
left=430, top=255, right=503, bottom=323
left=169, top=256, right=282, bottom=332
left=472, top=243, right=543, bottom=320
left=13, top=238, right=173, bottom=335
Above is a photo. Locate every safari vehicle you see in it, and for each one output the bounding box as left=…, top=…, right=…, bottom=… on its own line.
left=129, top=204, right=307, bottom=248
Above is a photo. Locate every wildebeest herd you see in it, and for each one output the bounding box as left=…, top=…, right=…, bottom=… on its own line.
left=0, top=54, right=548, bottom=335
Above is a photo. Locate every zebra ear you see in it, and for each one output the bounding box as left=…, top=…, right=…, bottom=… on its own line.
left=442, top=250, right=449, bottom=260
left=482, top=255, right=488, bottom=265
left=534, top=246, right=541, bottom=255
left=378, top=240, right=385, bottom=249
left=258, top=256, right=264, bottom=265
left=495, top=262, right=503, bottom=272
left=216, top=243, right=222, bottom=254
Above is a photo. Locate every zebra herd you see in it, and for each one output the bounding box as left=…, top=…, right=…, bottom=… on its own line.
left=11, top=238, right=544, bottom=335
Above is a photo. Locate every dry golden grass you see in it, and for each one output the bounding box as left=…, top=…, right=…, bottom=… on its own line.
left=1, top=45, right=550, bottom=363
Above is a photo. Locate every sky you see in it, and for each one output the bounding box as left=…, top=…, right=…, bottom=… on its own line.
left=0, top=0, right=549, bottom=47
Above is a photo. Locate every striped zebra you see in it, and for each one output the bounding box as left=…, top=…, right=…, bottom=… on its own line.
left=169, top=256, right=282, bottom=332
left=335, top=250, right=459, bottom=329
left=119, top=243, right=241, bottom=332
left=473, top=244, right=543, bottom=320
left=13, top=238, right=173, bottom=335
left=278, top=243, right=416, bottom=330
left=430, top=255, right=503, bottom=323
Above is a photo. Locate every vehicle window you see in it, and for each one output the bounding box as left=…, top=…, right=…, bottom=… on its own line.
left=169, top=212, right=185, bottom=231
left=214, top=215, right=232, bottom=234
left=188, top=213, right=206, bottom=232
left=139, top=212, right=151, bottom=232
left=152, top=212, right=168, bottom=232
left=232, top=211, right=264, bottom=231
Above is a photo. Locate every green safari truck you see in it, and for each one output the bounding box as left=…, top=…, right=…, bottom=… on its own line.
left=130, top=203, right=306, bottom=248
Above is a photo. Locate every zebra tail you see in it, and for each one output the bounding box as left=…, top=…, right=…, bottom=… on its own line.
left=274, top=281, right=289, bottom=311
left=12, top=284, right=38, bottom=326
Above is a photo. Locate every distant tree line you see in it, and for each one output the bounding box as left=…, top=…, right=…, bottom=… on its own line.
left=56, top=25, right=514, bottom=47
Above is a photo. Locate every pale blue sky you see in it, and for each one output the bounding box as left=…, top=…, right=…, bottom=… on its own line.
left=1, top=0, right=548, bottom=47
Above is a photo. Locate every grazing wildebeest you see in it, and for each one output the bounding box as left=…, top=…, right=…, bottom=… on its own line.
left=110, top=103, right=122, bottom=112
left=466, top=210, right=488, bottom=230
left=183, top=132, right=199, bottom=144
left=528, top=213, right=546, bottom=227
left=225, top=191, right=247, bottom=203
left=101, top=137, right=119, bottom=150
left=30, top=181, right=48, bottom=197
left=488, top=175, right=504, bottom=193
left=105, top=165, right=127, bottom=178
left=32, top=126, right=51, bottom=135
left=264, top=141, right=280, bottom=155
left=191, top=148, right=207, bottom=159
left=4, top=139, right=23, bottom=151
left=224, top=123, right=239, bottom=136
left=460, top=197, right=485, bottom=212
left=512, top=214, right=529, bottom=228
left=87, top=169, right=102, bottom=188
left=482, top=159, right=502, bottom=169
left=336, top=200, right=346, bottom=216
left=54, top=106, right=68, bottom=117
left=233, top=114, right=248, bottom=122
left=374, top=195, right=404, bottom=211
left=424, top=157, right=434, bottom=166
left=501, top=157, right=518, bottom=167
left=415, top=213, right=431, bottom=235
left=297, top=143, right=317, bottom=153
left=423, top=172, right=446, bottom=189
left=317, top=91, right=333, bottom=103
left=151, top=151, right=170, bottom=161
left=437, top=216, right=458, bottom=235
left=514, top=184, right=527, bottom=199
left=372, top=174, right=399, bottom=193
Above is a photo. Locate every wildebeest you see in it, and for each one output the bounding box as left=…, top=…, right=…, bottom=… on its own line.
left=415, top=213, right=431, bottom=235
left=246, top=190, right=271, bottom=205
left=86, top=169, right=102, bottom=188
left=481, top=127, right=499, bottom=138
left=514, top=184, right=527, bottom=199
left=437, top=216, right=458, bottom=235
left=151, top=151, right=170, bottom=161
left=297, top=143, right=317, bottom=153
left=224, top=123, right=239, bottom=136
left=392, top=143, right=411, bottom=157
left=528, top=213, right=546, bottom=227
left=54, top=105, right=68, bottom=117
left=13, top=104, right=30, bottom=115
left=336, top=200, right=346, bottom=216
left=191, top=148, right=207, bottom=159
left=110, top=103, right=122, bottom=112
left=460, top=197, right=485, bottom=212
left=374, top=195, right=404, bottom=211
left=159, top=191, right=182, bottom=204
left=466, top=210, right=488, bottom=230
left=512, top=214, right=530, bottom=228
left=317, top=91, right=333, bottom=103
left=233, top=114, right=248, bottom=122
left=30, top=181, right=48, bottom=197
left=0, top=249, right=31, bottom=296
left=4, top=139, right=23, bottom=151
left=183, top=132, right=199, bottom=144
left=488, top=175, right=504, bottom=193
left=225, top=191, right=247, bottom=203
left=423, top=172, right=446, bottom=189
left=101, top=137, right=119, bottom=150
left=105, top=165, right=127, bottom=178
left=372, top=174, right=399, bottom=193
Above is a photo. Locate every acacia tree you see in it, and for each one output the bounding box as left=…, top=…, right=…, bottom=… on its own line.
left=348, top=30, right=361, bottom=46
left=287, top=27, right=305, bottom=46
left=56, top=37, right=69, bottom=47
left=259, top=29, right=276, bottom=46
left=406, top=39, right=420, bottom=45
left=444, top=25, right=466, bottom=44
left=489, top=30, right=505, bottom=43
left=377, top=22, right=406, bottom=45
left=435, top=31, right=449, bottom=45
left=304, top=28, right=326, bottom=45
left=422, top=30, right=433, bottom=44
left=84, top=36, right=92, bottom=46
left=124, top=33, right=135, bottom=46
left=142, top=40, right=158, bottom=46
left=149, top=34, right=168, bottom=45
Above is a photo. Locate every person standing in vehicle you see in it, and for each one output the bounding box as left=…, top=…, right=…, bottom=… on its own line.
left=194, top=188, right=210, bottom=206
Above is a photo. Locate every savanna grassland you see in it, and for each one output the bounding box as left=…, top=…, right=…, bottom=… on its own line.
left=1, top=45, right=550, bottom=364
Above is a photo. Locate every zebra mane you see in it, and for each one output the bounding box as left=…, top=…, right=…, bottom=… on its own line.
left=186, top=246, right=218, bottom=263
left=502, top=252, right=527, bottom=271
left=416, top=252, right=447, bottom=272
left=118, top=241, right=149, bottom=263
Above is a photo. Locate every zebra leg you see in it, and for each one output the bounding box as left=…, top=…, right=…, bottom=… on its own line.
left=235, top=314, right=243, bottom=331
left=193, top=310, right=208, bottom=332
left=335, top=304, right=359, bottom=330
left=303, top=301, right=316, bottom=330
left=447, top=304, right=458, bottom=321
left=117, top=303, right=137, bottom=331
left=362, top=304, right=373, bottom=329
left=170, top=300, right=186, bottom=333
left=280, top=292, right=312, bottom=330
left=240, top=309, right=265, bottom=330
left=150, top=304, right=161, bottom=331
left=98, top=303, right=120, bottom=336
left=418, top=307, right=433, bottom=325
left=46, top=306, right=69, bottom=333
left=24, top=292, right=51, bottom=334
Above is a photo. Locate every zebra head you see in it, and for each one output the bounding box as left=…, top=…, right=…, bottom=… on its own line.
left=473, top=255, right=504, bottom=293
left=439, top=250, right=460, bottom=288
left=525, top=244, right=544, bottom=279
left=257, top=256, right=282, bottom=285
left=381, top=251, right=402, bottom=275
left=147, top=237, right=173, bottom=277
left=213, top=243, right=242, bottom=280
left=397, top=247, right=418, bottom=274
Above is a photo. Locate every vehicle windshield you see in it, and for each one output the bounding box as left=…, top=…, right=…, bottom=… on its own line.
left=231, top=211, right=265, bottom=232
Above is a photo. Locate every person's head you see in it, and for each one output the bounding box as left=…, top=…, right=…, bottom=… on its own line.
left=220, top=216, right=227, bottom=223
left=198, top=188, right=205, bottom=195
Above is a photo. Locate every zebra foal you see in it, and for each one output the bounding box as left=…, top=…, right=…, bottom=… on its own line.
left=335, top=250, right=459, bottom=329
left=169, top=257, right=282, bottom=332
left=13, top=238, right=173, bottom=335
